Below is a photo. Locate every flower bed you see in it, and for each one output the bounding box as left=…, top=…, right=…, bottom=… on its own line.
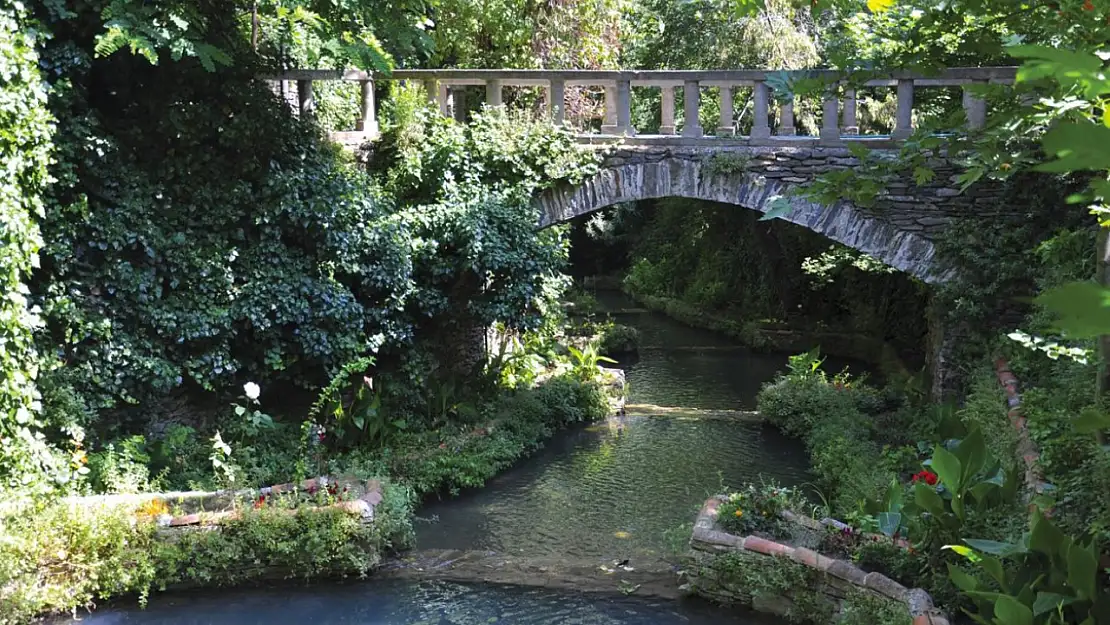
left=687, top=496, right=947, bottom=625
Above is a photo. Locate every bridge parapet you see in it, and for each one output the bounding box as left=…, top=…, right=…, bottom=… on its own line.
left=267, top=67, right=1016, bottom=148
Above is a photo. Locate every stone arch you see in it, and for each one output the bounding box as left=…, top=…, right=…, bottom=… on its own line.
left=534, top=157, right=950, bottom=284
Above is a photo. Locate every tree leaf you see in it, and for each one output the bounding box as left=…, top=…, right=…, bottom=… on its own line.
left=964, top=538, right=1027, bottom=557
left=1035, top=282, right=1110, bottom=338
left=759, top=196, right=793, bottom=221
left=915, top=481, right=947, bottom=517
left=1033, top=592, right=1077, bottom=616
left=947, top=563, right=980, bottom=592
left=1073, top=406, right=1110, bottom=434
left=877, top=511, right=903, bottom=538
left=931, top=444, right=963, bottom=490
left=994, top=595, right=1033, bottom=625
left=1067, top=542, right=1098, bottom=600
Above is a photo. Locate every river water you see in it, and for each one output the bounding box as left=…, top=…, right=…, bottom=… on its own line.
left=72, top=291, right=864, bottom=625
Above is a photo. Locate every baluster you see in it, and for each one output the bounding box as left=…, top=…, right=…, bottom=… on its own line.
left=449, top=87, right=467, bottom=122
left=486, top=79, right=503, bottom=107
left=820, top=88, right=840, bottom=142
left=778, top=97, right=796, bottom=136
left=660, top=86, right=676, bottom=135
left=893, top=78, right=914, bottom=140
left=616, top=79, right=635, bottom=136
left=962, top=79, right=987, bottom=130
left=602, top=84, right=618, bottom=133
left=436, top=82, right=449, bottom=117
left=549, top=78, right=566, bottom=126
left=423, top=78, right=438, bottom=108
left=297, top=79, right=314, bottom=117
left=682, top=80, right=703, bottom=137
left=356, top=78, right=378, bottom=133
left=717, top=85, right=735, bottom=136
left=751, top=81, right=770, bottom=140
left=842, top=88, right=859, bottom=134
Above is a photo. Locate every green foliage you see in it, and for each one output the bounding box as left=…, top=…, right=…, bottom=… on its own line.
left=699, top=550, right=837, bottom=624
left=0, top=2, right=54, bottom=491
left=92, top=0, right=233, bottom=71
left=916, top=428, right=1019, bottom=530
left=758, top=355, right=896, bottom=516
left=598, top=322, right=640, bottom=356
left=0, top=484, right=414, bottom=624
left=948, top=508, right=1110, bottom=625
left=87, top=435, right=155, bottom=494
left=616, top=198, right=929, bottom=359
left=716, top=483, right=794, bottom=538
left=566, top=343, right=618, bottom=382
left=0, top=501, right=160, bottom=624
left=836, top=589, right=912, bottom=625
left=334, top=374, right=609, bottom=497
left=154, top=506, right=383, bottom=586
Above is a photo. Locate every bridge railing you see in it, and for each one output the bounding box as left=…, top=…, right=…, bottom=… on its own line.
left=266, top=67, right=1017, bottom=146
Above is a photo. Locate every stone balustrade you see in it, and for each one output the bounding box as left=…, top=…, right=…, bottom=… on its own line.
left=266, top=67, right=1016, bottom=146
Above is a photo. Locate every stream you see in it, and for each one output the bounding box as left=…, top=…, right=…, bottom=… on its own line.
left=71, top=291, right=868, bottom=625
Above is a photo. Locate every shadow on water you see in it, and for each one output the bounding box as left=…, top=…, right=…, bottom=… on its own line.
left=75, top=290, right=859, bottom=624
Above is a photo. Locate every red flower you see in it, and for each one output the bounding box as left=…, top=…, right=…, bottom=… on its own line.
left=1083, top=0, right=1094, bottom=10
left=912, top=470, right=938, bottom=486
left=254, top=494, right=266, bottom=509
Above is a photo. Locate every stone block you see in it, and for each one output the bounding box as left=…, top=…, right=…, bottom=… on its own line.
left=864, top=572, right=908, bottom=602
left=825, top=560, right=867, bottom=585
left=743, top=536, right=795, bottom=557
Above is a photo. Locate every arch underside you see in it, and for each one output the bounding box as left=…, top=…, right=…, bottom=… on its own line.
left=535, top=158, right=949, bottom=284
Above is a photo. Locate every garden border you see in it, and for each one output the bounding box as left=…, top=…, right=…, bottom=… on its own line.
left=993, top=357, right=1053, bottom=510
left=689, top=496, right=949, bottom=625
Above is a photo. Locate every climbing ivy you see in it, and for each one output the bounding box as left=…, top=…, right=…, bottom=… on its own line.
left=0, top=3, right=54, bottom=490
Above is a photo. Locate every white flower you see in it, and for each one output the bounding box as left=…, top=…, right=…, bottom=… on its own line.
left=243, top=382, right=261, bottom=400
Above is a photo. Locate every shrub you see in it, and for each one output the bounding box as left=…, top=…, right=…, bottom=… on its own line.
left=717, top=483, right=793, bottom=538
left=757, top=352, right=900, bottom=518
left=0, top=502, right=159, bottom=624
left=598, top=323, right=640, bottom=356
left=836, top=590, right=911, bottom=625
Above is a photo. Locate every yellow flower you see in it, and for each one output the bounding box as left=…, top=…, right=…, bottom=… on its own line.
left=734, top=509, right=743, bottom=518
left=867, top=0, right=895, bottom=12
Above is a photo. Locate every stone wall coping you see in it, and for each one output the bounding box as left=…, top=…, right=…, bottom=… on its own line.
left=994, top=357, right=1054, bottom=511
left=269, top=67, right=1018, bottom=85
left=690, top=496, right=949, bottom=625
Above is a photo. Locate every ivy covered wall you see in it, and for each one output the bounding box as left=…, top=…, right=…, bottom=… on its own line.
left=0, top=3, right=53, bottom=488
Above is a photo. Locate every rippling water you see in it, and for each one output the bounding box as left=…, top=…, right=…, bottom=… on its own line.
left=72, top=579, right=782, bottom=625
left=416, top=416, right=810, bottom=560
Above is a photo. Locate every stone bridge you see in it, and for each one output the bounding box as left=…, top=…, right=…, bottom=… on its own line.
left=271, top=66, right=1018, bottom=283
left=533, top=144, right=1006, bottom=283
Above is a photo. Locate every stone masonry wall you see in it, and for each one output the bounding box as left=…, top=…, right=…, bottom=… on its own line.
left=688, top=496, right=949, bottom=625
left=596, top=146, right=1009, bottom=239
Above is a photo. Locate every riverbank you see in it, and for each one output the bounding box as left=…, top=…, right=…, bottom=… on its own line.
left=0, top=369, right=623, bottom=625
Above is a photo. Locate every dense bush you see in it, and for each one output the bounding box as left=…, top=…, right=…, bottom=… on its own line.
left=757, top=351, right=905, bottom=517
left=598, top=322, right=640, bottom=356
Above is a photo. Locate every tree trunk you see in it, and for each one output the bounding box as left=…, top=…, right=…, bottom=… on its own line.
left=1095, top=227, right=1110, bottom=444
